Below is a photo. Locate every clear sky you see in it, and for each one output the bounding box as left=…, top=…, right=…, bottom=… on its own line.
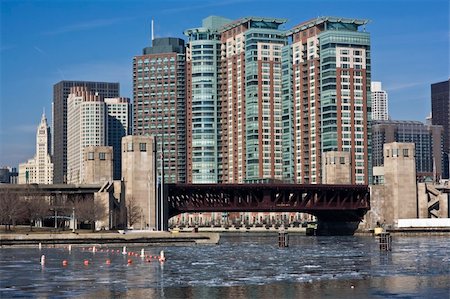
left=0, top=0, right=449, bottom=167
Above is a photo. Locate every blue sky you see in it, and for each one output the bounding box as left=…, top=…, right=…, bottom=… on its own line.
left=1, top=0, right=449, bottom=167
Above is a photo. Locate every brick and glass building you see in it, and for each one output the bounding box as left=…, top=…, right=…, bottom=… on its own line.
left=133, top=37, right=186, bottom=183
left=219, top=17, right=287, bottom=183
left=53, top=81, right=119, bottom=183
left=431, top=79, right=450, bottom=178
left=284, top=17, right=371, bottom=184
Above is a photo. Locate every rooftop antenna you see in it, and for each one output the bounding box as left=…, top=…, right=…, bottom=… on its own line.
left=151, top=18, right=154, bottom=46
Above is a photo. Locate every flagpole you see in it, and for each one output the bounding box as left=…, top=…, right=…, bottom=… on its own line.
left=160, top=133, right=164, bottom=231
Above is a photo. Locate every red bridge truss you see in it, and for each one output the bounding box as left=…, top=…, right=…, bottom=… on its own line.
left=166, top=183, right=370, bottom=222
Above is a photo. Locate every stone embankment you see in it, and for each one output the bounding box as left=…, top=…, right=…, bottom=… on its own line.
left=0, top=231, right=220, bottom=247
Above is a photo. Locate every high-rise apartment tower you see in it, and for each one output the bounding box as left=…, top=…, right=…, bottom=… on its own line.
left=184, top=16, right=231, bottom=183
left=283, top=17, right=371, bottom=184
left=371, top=81, right=388, bottom=120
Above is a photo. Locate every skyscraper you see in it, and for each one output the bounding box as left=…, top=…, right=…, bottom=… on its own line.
left=372, top=120, right=443, bottom=180
left=219, top=17, right=287, bottom=183
left=105, top=97, right=132, bottom=180
left=185, top=16, right=231, bottom=183
left=67, top=87, right=106, bottom=184
left=284, top=17, right=371, bottom=184
left=18, top=112, right=53, bottom=184
left=53, top=81, right=119, bottom=183
left=431, top=79, right=450, bottom=178
left=133, top=37, right=186, bottom=183
left=371, top=81, right=389, bottom=120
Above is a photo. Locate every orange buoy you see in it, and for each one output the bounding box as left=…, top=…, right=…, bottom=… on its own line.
left=62, top=260, right=68, bottom=266
left=106, top=259, right=111, bottom=265
left=83, top=260, right=89, bottom=266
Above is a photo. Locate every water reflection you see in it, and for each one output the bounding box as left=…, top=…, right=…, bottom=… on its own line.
left=85, top=276, right=450, bottom=299
left=0, top=235, right=449, bottom=298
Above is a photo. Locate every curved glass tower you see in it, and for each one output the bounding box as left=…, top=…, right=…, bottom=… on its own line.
left=185, top=16, right=231, bottom=183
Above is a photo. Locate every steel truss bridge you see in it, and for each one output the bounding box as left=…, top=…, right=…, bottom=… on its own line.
left=166, top=183, right=370, bottom=235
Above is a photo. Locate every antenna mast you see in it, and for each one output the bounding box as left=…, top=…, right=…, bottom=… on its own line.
left=151, top=18, right=154, bottom=46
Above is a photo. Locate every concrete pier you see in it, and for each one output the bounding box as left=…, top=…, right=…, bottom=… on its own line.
left=0, top=231, right=219, bottom=247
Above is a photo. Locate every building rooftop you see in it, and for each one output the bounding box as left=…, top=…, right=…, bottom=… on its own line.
left=287, top=16, right=369, bottom=36
left=373, top=120, right=426, bottom=126
left=219, top=16, right=287, bottom=33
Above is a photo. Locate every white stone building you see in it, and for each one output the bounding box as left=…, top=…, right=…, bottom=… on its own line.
left=67, top=87, right=106, bottom=184
left=371, top=81, right=389, bottom=121
left=19, top=112, right=53, bottom=184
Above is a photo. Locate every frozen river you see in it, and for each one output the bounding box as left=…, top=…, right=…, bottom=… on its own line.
left=1, top=234, right=449, bottom=298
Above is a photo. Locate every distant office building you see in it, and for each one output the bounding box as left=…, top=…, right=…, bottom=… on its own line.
left=18, top=113, right=53, bottom=184
left=185, top=16, right=231, bottom=183
left=431, top=79, right=450, bottom=178
left=105, top=97, right=132, bottom=180
left=371, top=81, right=389, bottom=120
left=1, top=167, right=18, bottom=184
left=53, top=80, right=119, bottom=183
left=0, top=168, right=11, bottom=183
left=372, top=120, right=443, bottom=180
left=284, top=17, right=371, bottom=184
left=133, top=37, right=187, bottom=183
left=67, top=87, right=106, bottom=184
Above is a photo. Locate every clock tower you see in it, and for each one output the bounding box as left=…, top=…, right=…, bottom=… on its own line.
left=18, top=111, right=54, bottom=184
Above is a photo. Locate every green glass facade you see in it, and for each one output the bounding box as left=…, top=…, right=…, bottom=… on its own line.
left=185, top=16, right=231, bottom=183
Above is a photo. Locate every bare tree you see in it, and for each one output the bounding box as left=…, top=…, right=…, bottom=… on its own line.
left=22, top=193, right=50, bottom=231
left=126, top=197, right=142, bottom=228
left=0, top=189, right=25, bottom=231
left=75, top=196, right=107, bottom=232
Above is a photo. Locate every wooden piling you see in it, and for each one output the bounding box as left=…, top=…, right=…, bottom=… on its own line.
left=379, top=232, right=392, bottom=251
left=278, top=227, right=289, bottom=247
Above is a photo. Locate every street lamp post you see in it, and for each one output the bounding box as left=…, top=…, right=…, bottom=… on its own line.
left=72, top=206, right=75, bottom=233
left=54, top=209, right=57, bottom=229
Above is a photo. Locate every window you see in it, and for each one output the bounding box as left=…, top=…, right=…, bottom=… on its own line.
left=403, top=148, right=409, bottom=157
left=88, top=152, right=94, bottom=160
left=139, top=143, right=147, bottom=152
left=392, top=149, right=399, bottom=157
left=127, top=142, right=133, bottom=152
left=340, top=157, right=345, bottom=164
left=99, top=152, right=106, bottom=160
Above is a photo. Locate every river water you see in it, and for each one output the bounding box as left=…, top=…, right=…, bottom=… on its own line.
left=1, top=234, right=449, bottom=298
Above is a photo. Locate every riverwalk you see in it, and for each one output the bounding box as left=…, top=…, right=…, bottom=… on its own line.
left=0, top=231, right=220, bottom=247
